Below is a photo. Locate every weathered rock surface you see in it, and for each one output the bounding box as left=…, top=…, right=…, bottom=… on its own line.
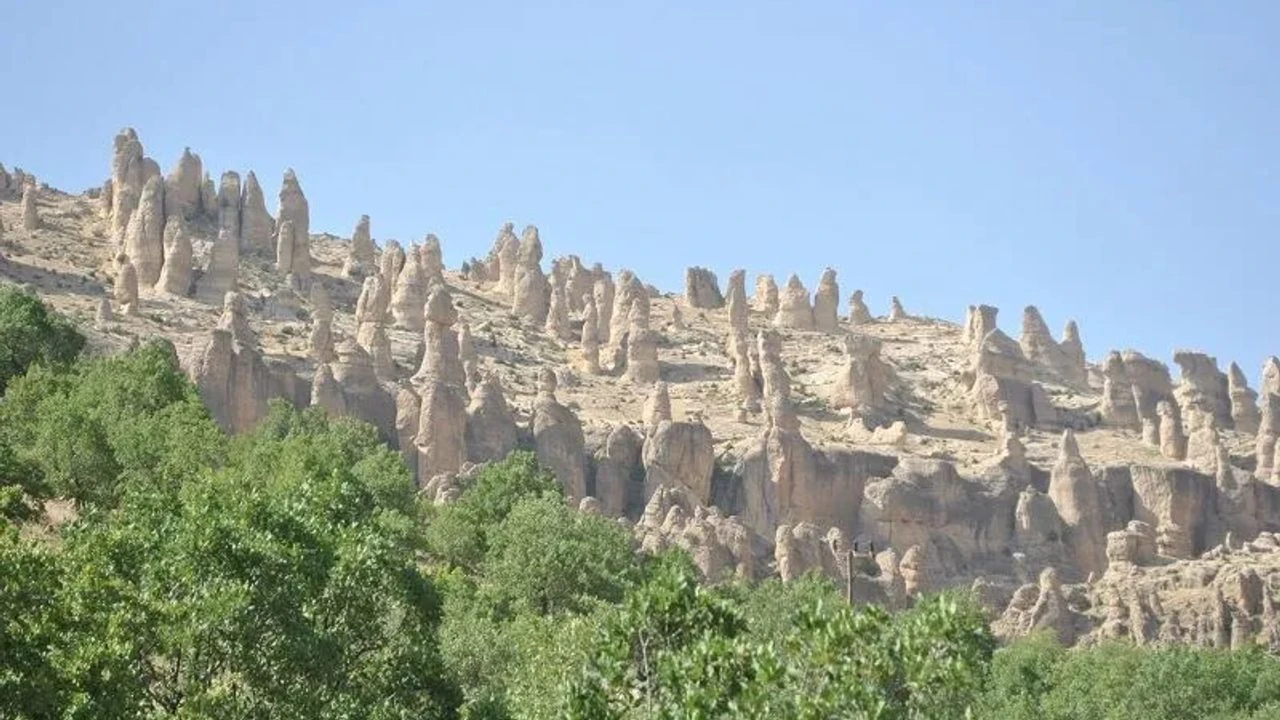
left=684, top=266, right=724, bottom=309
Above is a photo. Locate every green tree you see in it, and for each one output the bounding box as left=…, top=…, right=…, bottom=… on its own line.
left=0, top=339, right=223, bottom=510
left=481, top=495, right=637, bottom=616
left=50, top=406, right=460, bottom=719
left=424, top=450, right=560, bottom=570
left=0, top=284, right=84, bottom=396
left=0, top=526, right=68, bottom=719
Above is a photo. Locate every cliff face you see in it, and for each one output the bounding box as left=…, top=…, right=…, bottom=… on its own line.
left=4, top=127, right=1280, bottom=647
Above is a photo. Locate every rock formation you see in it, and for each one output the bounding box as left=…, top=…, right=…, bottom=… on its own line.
left=198, top=228, right=240, bottom=303
left=580, top=296, right=602, bottom=374
left=888, top=296, right=907, bottom=322
left=1059, top=320, right=1088, bottom=384
left=420, top=234, right=445, bottom=287
left=275, top=169, right=310, bottom=283
left=346, top=215, right=375, bottom=276
left=239, top=171, right=274, bottom=254
left=1020, top=306, right=1084, bottom=384
left=1048, top=431, right=1105, bottom=578
left=754, top=274, right=779, bottom=316
left=847, top=289, right=874, bottom=325
left=19, top=183, right=38, bottom=232
left=113, top=254, right=139, bottom=316
left=1173, top=351, right=1233, bottom=433
left=216, top=172, right=241, bottom=241
left=163, top=148, right=203, bottom=221
left=594, top=424, right=644, bottom=518
left=624, top=303, right=661, bottom=384
left=390, top=244, right=427, bottom=332
left=532, top=368, right=587, bottom=501
left=412, top=285, right=466, bottom=391
left=122, top=176, right=165, bottom=286
left=493, top=222, right=519, bottom=296
left=812, top=268, right=840, bottom=333
left=970, top=328, right=1058, bottom=430
left=545, top=270, right=572, bottom=340
left=465, top=371, right=518, bottom=465
left=593, top=270, right=615, bottom=344
left=773, top=274, right=814, bottom=330
left=512, top=225, right=550, bottom=324
left=155, top=218, right=193, bottom=296
left=1229, top=362, right=1260, bottom=434
left=832, top=335, right=895, bottom=425
left=684, top=266, right=724, bottom=309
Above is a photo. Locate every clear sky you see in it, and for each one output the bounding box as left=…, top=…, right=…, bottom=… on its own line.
left=3, top=2, right=1278, bottom=383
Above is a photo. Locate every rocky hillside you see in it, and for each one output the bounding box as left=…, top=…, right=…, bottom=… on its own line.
left=3, top=127, right=1280, bottom=650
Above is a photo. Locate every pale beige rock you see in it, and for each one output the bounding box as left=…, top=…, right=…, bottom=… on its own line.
left=113, top=253, right=140, bottom=315
left=198, top=228, right=240, bottom=303
left=642, top=382, right=673, bottom=435
left=347, top=215, right=375, bottom=276
left=594, top=424, right=644, bottom=517
left=888, top=296, right=907, bottom=322
left=1124, top=350, right=1176, bottom=428
left=580, top=296, right=602, bottom=374
left=217, top=172, right=241, bottom=241
left=239, top=171, right=274, bottom=254
left=1101, top=351, right=1140, bottom=428
left=900, top=545, right=928, bottom=596
left=456, top=322, right=479, bottom=388
left=754, top=274, right=779, bottom=315
left=847, top=289, right=874, bottom=325
left=163, top=147, right=203, bottom=220
left=465, top=372, right=518, bottom=464
left=494, top=222, right=520, bottom=296
left=1258, top=392, right=1280, bottom=481
left=1263, top=357, right=1280, bottom=397
left=1158, top=401, right=1187, bottom=460
left=155, top=217, right=193, bottom=296
left=366, top=323, right=396, bottom=382
left=684, top=266, right=724, bottom=309
left=624, top=308, right=661, bottom=385
left=355, top=275, right=390, bottom=326
left=608, top=271, right=645, bottom=359
left=1020, top=305, right=1075, bottom=379
left=564, top=255, right=593, bottom=312
left=394, top=387, right=421, bottom=473
left=1060, top=320, right=1088, bottom=384
left=276, top=219, right=297, bottom=277
left=413, top=286, right=466, bottom=390
left=725, top=269, right=748, bottom=337
left=275, top=169, right=310, bottom=282
left=109, top=128, right=147, bottom=238
left=1172, top=350, right=1232, bottom=432
left=310, top=363, right=346, bottom=418
left=593, top=270, right=615, bottom=344
left=122, top=176, right=165, bottom=286
left=730, top=332, right=762, bottom=414
left=1048, top=430, right=1105, bottom=577
left=215, top=291, right=254, bottom=346
left=545, top=271, right=572, bottom=340
left=832, top=334, right=895, bottom=422
left=416, top=378, right=468, bottom=482
left=390, top=244, right=427, bottom=332
left=1229, top=362, right=1260, bottom=434
left=643, top=414, right=715, bottom=504
left=200, top=173, right=217, bottom=219
left=812, top=268, right=840, bottom=333
left=773, top=274, right=814, bottom=329
left=20, top=183, right=39, bottom=231
left=512, top=225, right=550, bottom=324
left=420, top=233, right=445, bottom=286
left=532, top=368, right=588, bottom=501
left=309, top=314, right=335, bottom=363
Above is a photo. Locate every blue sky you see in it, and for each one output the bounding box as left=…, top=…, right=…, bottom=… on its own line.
left=3, top=2, right=1278, bottom=383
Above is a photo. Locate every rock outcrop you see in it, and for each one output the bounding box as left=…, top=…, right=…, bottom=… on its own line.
left=532, top=368, right=587, bottom=501
left=512, top=226, right=550, bottom=324
left=754, top=274, right=779, bottom=316
left=275, top=169, right=310, bottom=284
left=812, top=268, right=840, bottom=333
left=122, top=176, right=165, bottom=286
left=155, top=218, right=193, bottom=296
left=773, top=274, right=814, bottom=330
left=1048, top=430, right=1105, bottom=578
left=848, top=290, right=874, bottom=325
left=1229, top=363, right=1261, bottom=435
left=239, top=171, right=274, bottom=254
left=346, top=215, right=375, bottom=277
left=113, top=254, right=140, bottom=316
left=684, top=266, right=724, bottom=309
left=465, top=372, right=518, bottom=465
left=832, top=335, right=895, bottom=426
left=163, top=148, right=203, bottom=221
left=390, top=244, right=428, bottom=332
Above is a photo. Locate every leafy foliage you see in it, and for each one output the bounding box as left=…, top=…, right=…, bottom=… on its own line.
left=0, top=284, right=84, bottom=396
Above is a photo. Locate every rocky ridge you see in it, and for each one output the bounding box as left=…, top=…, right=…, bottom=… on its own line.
left=3, top=129, right=1280, bottom=649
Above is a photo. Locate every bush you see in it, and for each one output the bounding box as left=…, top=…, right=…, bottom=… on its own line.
left=0, top=284, right=84, bottom=396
